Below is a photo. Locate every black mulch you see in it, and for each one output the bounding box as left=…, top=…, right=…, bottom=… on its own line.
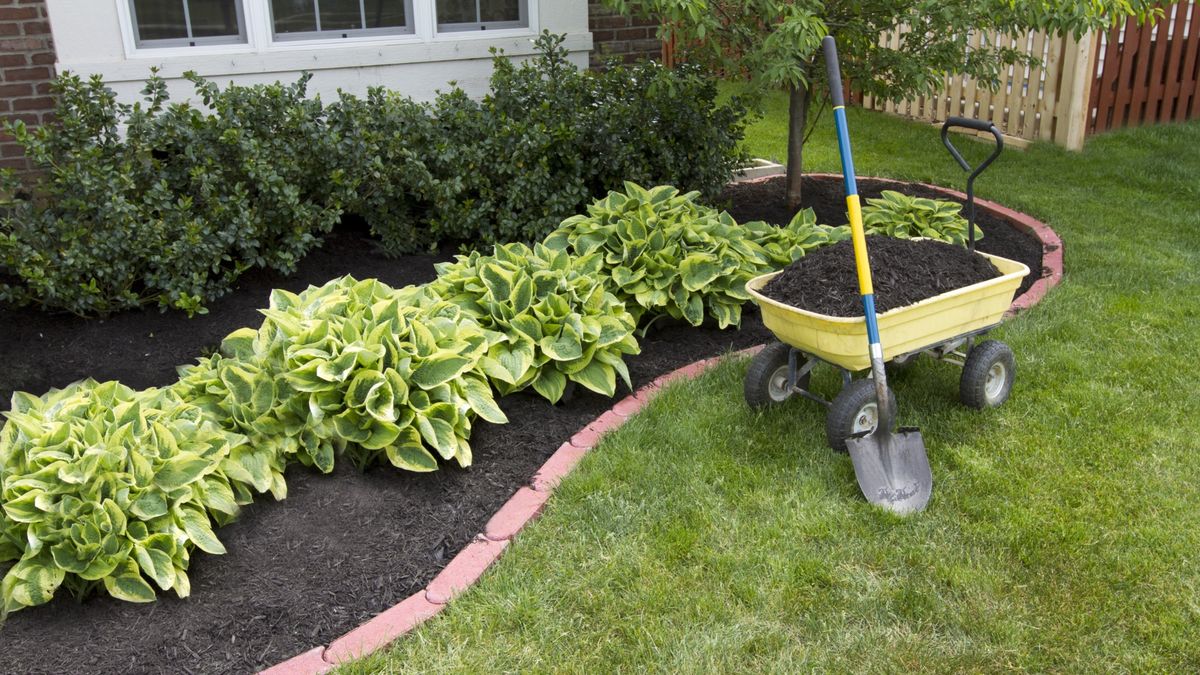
left=0, top=177, right=1045, bottom=674
left=716, top=174, right=1044, bottom=298
left=760, top=237, right=1001, bottom=317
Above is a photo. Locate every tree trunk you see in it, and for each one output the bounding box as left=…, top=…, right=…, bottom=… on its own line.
left=785, top=83, right=812, bottom=214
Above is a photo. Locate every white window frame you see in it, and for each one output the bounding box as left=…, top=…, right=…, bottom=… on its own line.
left=436, top=0, right=528, bottom=33
left=115, top=0, right=537, bottom=57
left=268, top=0, right=417, bottom=42
left=126, top=0, right=248, bottom=49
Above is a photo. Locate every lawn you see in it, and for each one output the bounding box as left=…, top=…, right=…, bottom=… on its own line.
left=342, top=98, right=1200, bottom=672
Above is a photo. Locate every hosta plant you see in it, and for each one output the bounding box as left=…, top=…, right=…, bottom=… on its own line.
left=741, top=208, right=850, bottom=268
left=175, top=276, right=508, bottom=473
left=0, top=381, right=268, bottom=615
left=861, top=190, right=983, bottom=246
left=544, top=183, right=772, bottom=330
left=423, top=242, right=640, bottom=403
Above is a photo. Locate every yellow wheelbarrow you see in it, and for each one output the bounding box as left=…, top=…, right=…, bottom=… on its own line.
left=743, top=251, right=1028, bottom=449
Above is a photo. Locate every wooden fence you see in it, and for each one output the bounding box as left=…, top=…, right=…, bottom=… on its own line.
left=863, top=2, right=1200, bottom=149
left=1090, top=1, right=1200, bottom=133
left=862, top=30, right=1098, bottom=149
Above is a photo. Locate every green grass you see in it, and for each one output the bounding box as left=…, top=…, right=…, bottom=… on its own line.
left=343, top=95, right=1200, bottom=672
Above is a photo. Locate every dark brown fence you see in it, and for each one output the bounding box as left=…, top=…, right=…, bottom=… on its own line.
left=1089, top=1, right=1200, bottom=132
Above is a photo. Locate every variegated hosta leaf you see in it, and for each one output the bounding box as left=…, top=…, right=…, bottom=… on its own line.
left=545, top=182, right=829, bottom=330
left=174, top=276, right=504, bottom=475
left=860, top=190, right=982, bottom=246
left=0, top=381, right=251, bottom=614
left=427, top=242, right=639, bottom=403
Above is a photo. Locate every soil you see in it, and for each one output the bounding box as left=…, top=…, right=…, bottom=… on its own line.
left=0, top=175, right=1044, bottom=674
left=760, top=237, right=1001, bottom=317
left=716, top=174, right=1044, bottom=298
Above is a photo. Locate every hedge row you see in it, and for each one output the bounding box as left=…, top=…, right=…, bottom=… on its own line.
left=0, top=33, right=749, bottom=318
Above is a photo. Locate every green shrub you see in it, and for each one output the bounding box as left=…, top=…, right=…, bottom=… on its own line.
left=0, top=71, right=338, bottom=317
left=322, top=88, right=439, bottom=255
left=861, top=190, right=982, bottom=246
left=173, top=276, right=507, bottom=473
left=332, top=32, right=749, bottom=252
left=0, top=380, right=275, bottom=615
left=423, top=242, right=639, bottom=403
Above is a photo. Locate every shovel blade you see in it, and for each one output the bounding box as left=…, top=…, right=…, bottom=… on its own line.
left=846, top=427, right=932, bottom=515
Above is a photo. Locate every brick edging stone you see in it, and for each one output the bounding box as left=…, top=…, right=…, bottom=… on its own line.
left=259, top=177, right=1062, bottom=673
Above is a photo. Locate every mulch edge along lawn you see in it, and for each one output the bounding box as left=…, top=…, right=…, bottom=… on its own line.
left=0, top=174, right=1059, bottom=675
left=265, top=176, right=1063, bottom=674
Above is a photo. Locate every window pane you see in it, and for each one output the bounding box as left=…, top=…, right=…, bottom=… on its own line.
left=480, top=0, right=518, bottom=23
left=364, top=0, right=406, bottom=28
left=319, top=0, right=362, bottom=31
left=188, top=0, right=240, bottom=37
left=133, top=0, right=188, bottom=41
left=437, top=0, right=476, bottom=24
left=272, top=0, right=317, bottom=33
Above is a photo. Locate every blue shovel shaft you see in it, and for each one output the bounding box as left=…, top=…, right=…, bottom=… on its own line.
left=823, top=36, right=890, bottom=416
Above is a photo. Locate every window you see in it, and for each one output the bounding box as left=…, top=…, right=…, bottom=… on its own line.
left=129, top=0, right=246, bottom=47
left=270, top=0, right=414, bottom=39
left=437, top=0, right=527, bottom=32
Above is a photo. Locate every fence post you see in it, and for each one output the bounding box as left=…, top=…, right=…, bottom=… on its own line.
left=1055, top=30, right=1099, bottom=150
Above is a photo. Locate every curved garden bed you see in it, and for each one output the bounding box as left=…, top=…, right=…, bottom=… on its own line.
left=0, top=176, right=1060, bottom=675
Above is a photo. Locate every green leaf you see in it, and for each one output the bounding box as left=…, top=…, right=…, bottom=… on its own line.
left=384, top=428, right=440, bottom=472
left=103, top=560, right=157, bottom=603
left=411, top=353, right=473, bottom=389
left=462, top=376, right=508, bottom=424
left=680, top=253, right=721, bottom=292
left=133, top=543, right=176, bottom=591
left=540, top=333, right=583, bottom=362
left=531, top=367, right=568, bottom=403
left=572, top=360, right=617, bottom=397
left=179, top=508, right=226, bottom=555
left=155, top=454, right=212, bottom=491
left=130, top=491, right=169, bottom=520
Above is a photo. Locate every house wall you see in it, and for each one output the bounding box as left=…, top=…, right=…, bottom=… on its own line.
left=587, top=2, right=660, bottom=68
left=0, top=0, right=56, bottom=172
left=40, top=0, right=591, bottom=105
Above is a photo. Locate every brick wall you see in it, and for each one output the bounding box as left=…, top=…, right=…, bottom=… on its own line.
left=588, top=2, right=662, bottom=68
left=0, top=0, right=55, bottom=172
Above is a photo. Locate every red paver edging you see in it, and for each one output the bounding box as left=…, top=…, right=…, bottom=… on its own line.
left=259, top=179, right=1061, bottom=673
left=258, top=349, right=757, bottom=674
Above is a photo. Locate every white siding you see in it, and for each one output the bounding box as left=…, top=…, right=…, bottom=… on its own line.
left=43, top=0, right=592, bottom=103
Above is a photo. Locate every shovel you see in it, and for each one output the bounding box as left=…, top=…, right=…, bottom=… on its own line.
left=822, top=36, right=932, bottom=514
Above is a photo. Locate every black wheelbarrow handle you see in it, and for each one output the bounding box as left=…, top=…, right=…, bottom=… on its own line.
left=940, top=117, right=1003, bottom=252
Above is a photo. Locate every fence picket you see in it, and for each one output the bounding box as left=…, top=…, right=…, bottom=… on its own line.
left=860, top=6, right=1200, bottom=148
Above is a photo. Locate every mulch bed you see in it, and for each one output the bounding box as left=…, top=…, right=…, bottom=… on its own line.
left=760, top=237, right=1001, bottom=317
left=0, top=175, right=1044, bottom=675
left=718, top=174, right=1043, bottom=298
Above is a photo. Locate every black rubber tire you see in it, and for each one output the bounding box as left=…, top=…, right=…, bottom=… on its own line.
left=960, top=340, right=1016, bottom=409
left=744, top=342, right=809, bottom=409
left=825, top=378, right=898, bottom=453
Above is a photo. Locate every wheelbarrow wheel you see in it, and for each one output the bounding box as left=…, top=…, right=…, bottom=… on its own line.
left=744, top=342, right=809, bottom=409
left=826, top=377, right=898, bottom=453
left=960, top=340, right=1015, bottom=409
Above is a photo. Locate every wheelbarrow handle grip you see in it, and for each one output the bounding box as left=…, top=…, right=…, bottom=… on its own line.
left=940, top=118, right=1004, bottom=173
left=944, top=116, right=995, bottom=133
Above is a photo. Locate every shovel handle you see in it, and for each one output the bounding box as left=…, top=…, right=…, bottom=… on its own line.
left=823, top=35, right=892, bottom=431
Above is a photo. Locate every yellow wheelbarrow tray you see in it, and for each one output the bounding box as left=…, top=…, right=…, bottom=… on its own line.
left=746, top=250, right=1030, bottom=373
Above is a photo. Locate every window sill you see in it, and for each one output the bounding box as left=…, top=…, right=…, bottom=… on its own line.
left=57, top=30, right=592, bottom=82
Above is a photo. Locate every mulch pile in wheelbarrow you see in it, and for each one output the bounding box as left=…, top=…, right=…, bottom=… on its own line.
left=761, top=236, right=1001, bottom=317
